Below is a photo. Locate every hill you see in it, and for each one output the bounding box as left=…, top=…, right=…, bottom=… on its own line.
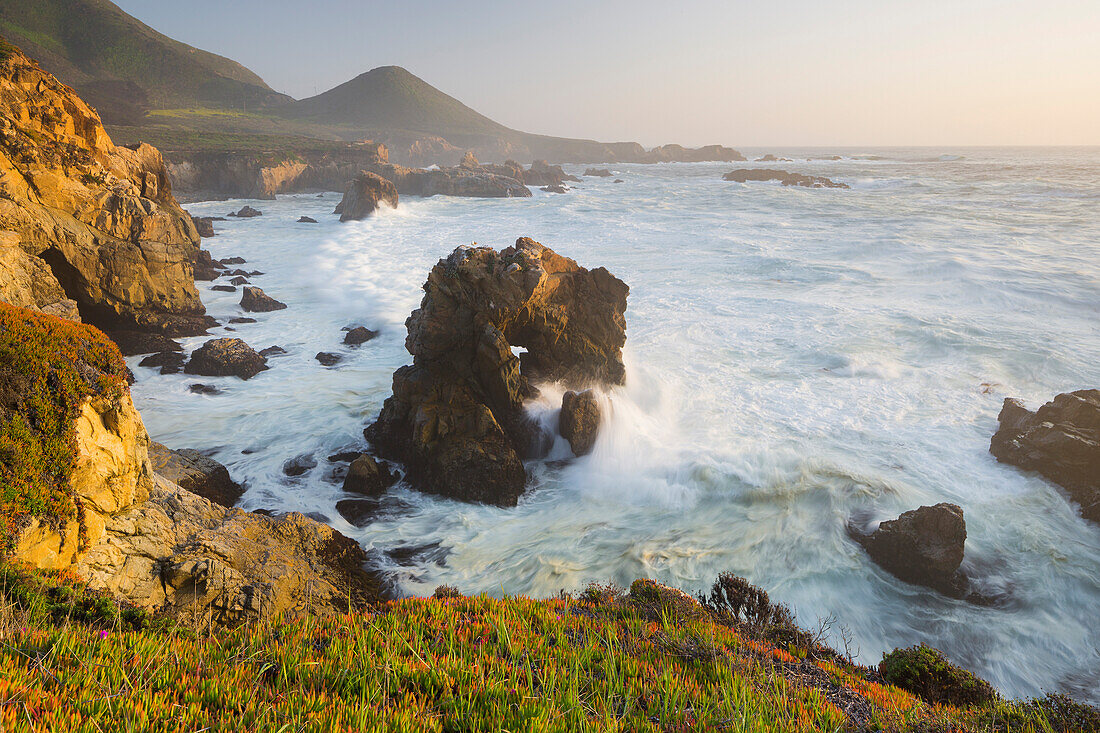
left=0, top=0, right=289, bottom=124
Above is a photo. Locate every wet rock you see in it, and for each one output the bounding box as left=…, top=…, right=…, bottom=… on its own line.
left=220, top=257, right=246, bottom=265
left=191, top=216, right=216, bottom=237
left=189, top=384, right=221, bottom=395
left=336, top=498, right=383, bottom=528
left=990, top=391, right=1100, bottom=524
left=148, top=442, right=243, bottom=508
left=138, top=350, right=185, bottom=375
left=283, top=453, right=318, bottom=477
left=614, top=179, right=624, bottom=183
left=366, top=237, right=628, bottom=506
left=259, top=345, right=287, bottom=357
left=722, top=169, right=849, bottom=189
left=343, top=326, right=378, bottom=346
left=316, top=352, right=343, bottom=366
left=849, top=503, right=968, bottom=597
left=212, top=284, right=236, bottom=292
left=106, top=330, right=182, bottom=356
left=240, top=286, right=287, bottom=312
left=328, top=451, right=362, bottom=463
left=343, top=455, right=396, bottom=496
left=298, top=216, right=318, bottom=223
left=229, top=205, right=262, bottom=217
left=185, top=338, right=268, bottom=380
left=228, top=317, right=256, bottom=324
left=334, top=171, right=399, bottom=221
left=229, top=276, right=250, bottom=286
left=541, top=184, right=568, bottom=193
left=585, top=168, right=613, bottom=177
left=560, top=390, right=601, bottom=456
left=193, top=250, right=221, bottom=280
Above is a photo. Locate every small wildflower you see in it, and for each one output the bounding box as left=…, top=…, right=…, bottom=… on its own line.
left=97, top=630, right=109, bottom=640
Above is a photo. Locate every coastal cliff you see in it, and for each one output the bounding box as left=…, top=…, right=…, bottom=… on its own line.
left=0, top=44, right=208, bottom=336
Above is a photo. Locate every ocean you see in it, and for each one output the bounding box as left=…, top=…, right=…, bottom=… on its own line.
left=134, top=147, right=1100, bottom=701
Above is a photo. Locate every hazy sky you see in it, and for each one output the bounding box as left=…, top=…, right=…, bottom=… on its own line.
left=114, top=0, right=1100, bottom=147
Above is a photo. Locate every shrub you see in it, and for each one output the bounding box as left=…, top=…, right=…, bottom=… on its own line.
left=579, top=581, right=625, bottom=606
left=879, top=644, right=998, bottom=707
left=701, top=572, right=794, bottom=631
left=0, top=304, right=128, bottom=552
left=432, top=584, right=461, bottom=599
left=627, top=578, right=705, bottom=622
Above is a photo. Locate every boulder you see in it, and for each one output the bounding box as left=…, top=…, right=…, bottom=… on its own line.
left=138, top=350, right=185, bottom=374
left=722, top=169, right=849, bottom=189
left=105, top=330, right=182, bottom=356
left=191, top=216, right=216, bottom=237
left=76, top=478, right=383, bottom=625
left=541, top=184, right=568, bottom=194
left=220, top=257, right=246, bottom=265
left=229, top=205, right=262, bottom=218
left=193, top=250, right=221, bottom=281
left=366, top=237, right=628, bottom=506
left=585, top=168, right=613, bottom=177
left=990, top=391, right=1100, bottom=524
left=229, top=316, right=256, bottom=324
left=212, top=285, right=236, bottom=293
left=283, top=454, right=317, bottom=477
left=335, top=171, right=399, bottom=221
left=189, top=384, right=220, bottom=395
left=343, top=326, right=378, bottom=345
left=336, top=498, right=383, bottom=528
left=316, top=352, right=343, bottom=366
left=148, top=442, right=243, bottom=508
left=240, top=286, right=287, bottom=312
left=259, top=345, right=287, bottom=357
left=184, top=338, right=268, bottom=380
left=560, top=390, right=601, bottom=456
left=297, top=216, right=318, bottom=223
left=343, top=455, right=395, bottom=496
left=0, top=48, right=209, bottom=337
left=229, top=276, right=249, bottom=286
left=850, top=503, right=968, bottom=596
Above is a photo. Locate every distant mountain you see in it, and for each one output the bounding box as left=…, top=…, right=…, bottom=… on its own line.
left=0, top=0, right=289, bottom=124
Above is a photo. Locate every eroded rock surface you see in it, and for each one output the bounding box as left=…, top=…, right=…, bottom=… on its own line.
left=185, top=338, right=268, bottom=380
left=365, top=237, right=628, bottom=505
left=0, top=47, right=209, bottom=336
left=990, top=391, right=1100, bottom=524
left=148, top=442, right=243, bottom=508
left=850, top=503, right=968, bottom=597
left=560, top=390, right=601, bottom=456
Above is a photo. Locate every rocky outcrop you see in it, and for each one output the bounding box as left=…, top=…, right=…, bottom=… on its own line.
left=0, top=46, right=209, bottom=337
left=184, top=338, right=269, bottom=380
left=344, top=326, right=378, bottom=345
left=990, top=391, right=1100, bottom=524
left=849, top=504, right=968, bottom=597
left=478, top=158, right=578, bottom=187
left=76, top=477, right=382, bottom=625
left=560, top=390, right=601, bottom=456
left=360, top=161, right=531, bottom=198
left=191, top=216, right=216, bottom=237
left=343, top=455, right=396, bottom=496
left=722, top=169, right=849, bottom=189
left=365, top=238, right=628, bottom=505
left=229, top=205, right=262, bottom=218
left=334, top=171, right=398, bottom=221
left=0, top=230, right=80, bottom=319
left=240, top=286, right=287, bottom=312
left=585, top=168, right=613, bottom=177
left=148, top=442, right=244, bottom=508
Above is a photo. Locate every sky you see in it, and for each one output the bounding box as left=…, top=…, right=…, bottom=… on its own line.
left=114, top=0, right=1100, bottom=147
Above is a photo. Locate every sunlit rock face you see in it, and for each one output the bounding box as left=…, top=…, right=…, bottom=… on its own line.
left=366, top=237, right=628, bottom=506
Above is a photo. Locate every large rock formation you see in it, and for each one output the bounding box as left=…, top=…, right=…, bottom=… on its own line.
left=365, top=238, right=628, bottom=506
left=359, top=161, right=531, bottom=198
left=76, top=478, right=382, bottom=625
left=148, top=442, right=244, bottom=508
left=0, top=46, right=209, bottom=336
left=722, top=169, right=849, bottom=189
left=0, top=229, right=80, bottom=319
left=334, top=171, right=399, bottom=221
left=991, top=391, right=1100, bottom=524
left=849, top=503, right=968, bottom=597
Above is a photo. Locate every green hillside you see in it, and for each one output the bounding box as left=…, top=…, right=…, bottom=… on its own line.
left=0, top=0, right=289, bottom=124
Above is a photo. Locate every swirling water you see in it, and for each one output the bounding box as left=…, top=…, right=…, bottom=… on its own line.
left=134, top=147, right=1100, bottom=701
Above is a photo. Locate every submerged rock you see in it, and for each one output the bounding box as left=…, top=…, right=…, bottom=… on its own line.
left=722, top=169, right=849, bottom=189
left=365, top=237, right=628, bottom=506
left=283, top=453, right=318, bottom=477
left=850, top=503, right=968, bottom=597
left=188, top=383, right=221, bottom=395
left=334, top=171, right=399, bottom=221
left=541, top=184, right=569, bottom=193
left=148, top=442, right=243, bottom=508
left=240, top=286, right=287, bottom=312
left=229, top=205, right=262, bottom=218
left=990, top=391, right=1100, bottom=524
left=106, top=330, right=182, bottom=357
left=212, top=284, right=236, bottom=293
left=185, top=338, right=268, bottom=380
left=560, top=390, right=601, bottom=456
left=259, top=345, right=287, bottom=357
left=138, top=350, right=185, bottom=375
left=316, top=352, right=343, bottom=366
left=343, top=325, right=378, bottom=345
left=298, top=216, right=318, bottom=223
left=585, top=168, right=613, bottom=177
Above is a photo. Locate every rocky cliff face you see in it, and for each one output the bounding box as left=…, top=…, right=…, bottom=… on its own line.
left=366, top=238, right=628, bottom=505
left=0, top=46, right=208, bottom=336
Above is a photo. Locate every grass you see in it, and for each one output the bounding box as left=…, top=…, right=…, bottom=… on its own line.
left=1, top=563, right=1095, bottom=732
left=0, top=304, right=128, bottom=553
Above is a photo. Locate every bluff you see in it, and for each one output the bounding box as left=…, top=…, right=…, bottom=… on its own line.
left=0, top=42, right=209, bottom=337
left=366, top=238, right=628, bottom=505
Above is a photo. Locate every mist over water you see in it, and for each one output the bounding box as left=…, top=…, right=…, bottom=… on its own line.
left=134, top=148, right=1100, bottom=702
